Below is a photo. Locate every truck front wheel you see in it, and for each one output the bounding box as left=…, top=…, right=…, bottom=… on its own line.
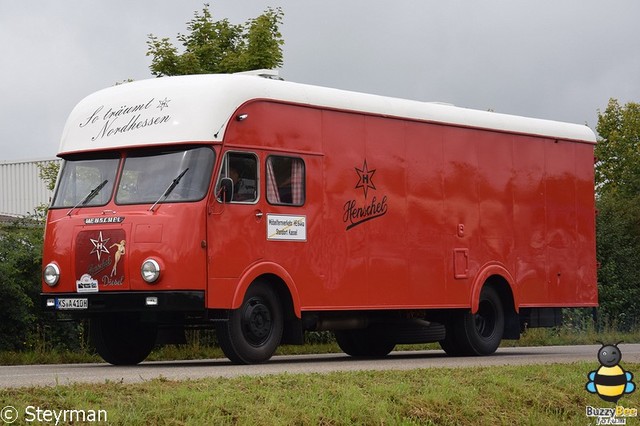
left=91, top=314, right=157, bottom=365
left=216, top=283, right=283, bottom=364
left=335, top=329, right=395, bottom=358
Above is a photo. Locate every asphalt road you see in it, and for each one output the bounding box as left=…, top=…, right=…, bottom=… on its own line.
left=1, top=344, right=639, bottom=388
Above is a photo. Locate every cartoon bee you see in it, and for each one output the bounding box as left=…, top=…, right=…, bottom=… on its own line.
left=586, top=342, right=636, bottom=403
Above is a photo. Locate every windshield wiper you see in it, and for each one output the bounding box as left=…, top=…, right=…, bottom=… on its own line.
left=149, top=168, right=189, bottom=212
left=66, top=179, right=109, bottom=216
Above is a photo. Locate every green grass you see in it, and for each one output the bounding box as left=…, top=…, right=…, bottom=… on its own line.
left=506, top=325, right=640, bottom=347
left=1, top=363, right=638, bottom=425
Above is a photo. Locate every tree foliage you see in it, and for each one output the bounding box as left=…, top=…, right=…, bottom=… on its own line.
left=147, top=4, right=284, bottom=76
left=0, top=221, right=40, bottom=350
left=595, top=99, right=640, bottom=197
left=0, top=217, right=86, bottom=352
left=0, top=161, right=84, bottom=352
left=37, top=161, right=60, bottom=192
left=594, top=98, right=640, bottom=329
left=596, top=192, right=640, bottom=329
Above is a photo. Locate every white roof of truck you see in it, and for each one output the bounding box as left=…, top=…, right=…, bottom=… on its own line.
left=58, top=73, right=596, bottom=155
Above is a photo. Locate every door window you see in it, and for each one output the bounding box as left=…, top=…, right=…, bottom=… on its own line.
left=216, top=152, right=259, bottom=203
left=266, top=156, right=305, bottom=206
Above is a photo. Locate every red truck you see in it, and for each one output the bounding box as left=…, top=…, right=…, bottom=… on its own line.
left=41, top=72, right=597, bottom=364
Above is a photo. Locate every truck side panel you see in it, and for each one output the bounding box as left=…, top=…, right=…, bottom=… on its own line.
left=513, top=136, right=547, bottom=304
left=404, top=121, right=448, bottom=305
left=216, top=99, right=597, bottom=312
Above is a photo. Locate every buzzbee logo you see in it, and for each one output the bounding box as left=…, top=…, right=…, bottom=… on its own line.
left=585, top=343, right=637, bottom=425
left=586, top=342, right=636, bottom=403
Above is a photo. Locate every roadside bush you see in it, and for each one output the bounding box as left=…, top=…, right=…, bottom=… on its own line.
left=0, top=219, right=42, bottom=350
left=0, top=218, right=84, bottom=352
left=595, top=192, right=640, bottom=331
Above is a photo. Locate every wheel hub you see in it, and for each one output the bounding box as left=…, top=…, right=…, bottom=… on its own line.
left=242, top=298, right=272, bottom=345
left=474, top=300, right=497, bottom=337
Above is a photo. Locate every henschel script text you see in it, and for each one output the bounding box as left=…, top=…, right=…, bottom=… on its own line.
left=343, top=195, right=388, bottom=230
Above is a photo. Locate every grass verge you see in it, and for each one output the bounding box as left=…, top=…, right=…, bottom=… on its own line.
left=1, top=362, right=638, bottom=425
left=1, top=327, right=639, bottom=366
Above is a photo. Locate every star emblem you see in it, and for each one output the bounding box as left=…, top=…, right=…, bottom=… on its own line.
left=355, top=159, right=376, bottom=199
left=90, top=231, right=110, bottom=262
left=157, top=97, right=171, bottom=111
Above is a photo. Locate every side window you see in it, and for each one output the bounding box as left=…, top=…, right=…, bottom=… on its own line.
left=266, top=156, right=305, bottom=206
left=216, top=152, right=258, bottom=203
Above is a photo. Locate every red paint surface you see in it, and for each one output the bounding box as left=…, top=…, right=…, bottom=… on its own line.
left=43, top=99, right=597, bottom=316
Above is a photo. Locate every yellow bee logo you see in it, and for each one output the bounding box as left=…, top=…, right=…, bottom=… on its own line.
left=586, top=342, right=636, bottom=403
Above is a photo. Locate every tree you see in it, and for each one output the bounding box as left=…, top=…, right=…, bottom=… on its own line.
left=594, top=98, right=640, bottom=329
left=0, top=161, right=84, bottom=352
left=0, top=220, right=40, bottom=350
left=147, top=4, right=284, bottom=76
left=38, top=161, right=60, bottom=192
left=595, top=99, right=640, bottom=197
left=596, top=191, right=640, bottom=329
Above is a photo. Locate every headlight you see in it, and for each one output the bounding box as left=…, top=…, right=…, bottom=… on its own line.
left=141, top=259, right=161, bottom=283
left=43, top=263, right=60, bottom=287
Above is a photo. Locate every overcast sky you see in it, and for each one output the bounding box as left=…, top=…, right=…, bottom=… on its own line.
left=1, top=1, right=639, bottom=162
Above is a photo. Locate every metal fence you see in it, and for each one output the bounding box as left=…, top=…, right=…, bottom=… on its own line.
left=0, top=158, right=61, bottom=217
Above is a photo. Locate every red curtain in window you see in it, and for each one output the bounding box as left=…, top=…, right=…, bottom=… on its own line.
left=266, top=159, right=281, bottom=204
left=291, top=159, right=303, bottom=205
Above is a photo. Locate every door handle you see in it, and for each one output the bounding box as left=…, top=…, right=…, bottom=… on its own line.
left=255, top=210, right=264, bottom=219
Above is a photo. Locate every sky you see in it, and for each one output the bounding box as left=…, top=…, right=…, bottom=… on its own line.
left=1, top=1, right=639, bottom=162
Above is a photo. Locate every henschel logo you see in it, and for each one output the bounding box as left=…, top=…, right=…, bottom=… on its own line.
left=343, top=159, right=388, bottom=230
left=90, top=231, right=110, bottom=262
left=355, top=159, right=376, bottom=199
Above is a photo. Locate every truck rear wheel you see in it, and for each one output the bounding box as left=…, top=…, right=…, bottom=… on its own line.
left=439, top=285, right=504, bottom=356
left=335, top=329, right=395, bottom=358
left=91, top=314, right=157, bottom=365
left=216, top=283, right=283, bottom=364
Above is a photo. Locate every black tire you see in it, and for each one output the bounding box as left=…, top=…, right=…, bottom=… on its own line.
left=91, top=314, right=157, bottom=365
left=216, top=283, right=283, bottom=364
left=439, top=286, right=504, bottom=356
left=438, top=320, right=466, bottom=356
left=335, top=329, right=395, bottom=358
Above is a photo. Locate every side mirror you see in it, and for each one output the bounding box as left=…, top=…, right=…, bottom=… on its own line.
left=218, top=177, right=234, bottom=203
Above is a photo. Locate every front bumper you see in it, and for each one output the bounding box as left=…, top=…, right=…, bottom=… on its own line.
left=40, top=291, right=205, bottom=314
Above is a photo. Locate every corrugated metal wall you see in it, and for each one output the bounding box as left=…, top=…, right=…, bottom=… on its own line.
left=0, top=158, right=62, bottom=217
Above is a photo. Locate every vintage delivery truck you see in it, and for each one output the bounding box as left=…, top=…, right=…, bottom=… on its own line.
left=41, top=72, right=597, bottom=365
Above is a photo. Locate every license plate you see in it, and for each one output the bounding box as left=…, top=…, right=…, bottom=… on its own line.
left=56, top=298, right=88, bottom=310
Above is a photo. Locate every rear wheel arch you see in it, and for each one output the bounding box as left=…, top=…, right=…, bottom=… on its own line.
left=440, top=284, right=505, bottom=356
left=440, top=271, right=519, bottom=356
left=482, top=275, right=520, bottom=340
left=470, top=264, right=518, bottom=315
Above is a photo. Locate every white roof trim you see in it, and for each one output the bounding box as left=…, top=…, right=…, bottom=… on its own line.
left=58, top=74, right=596, bottom=155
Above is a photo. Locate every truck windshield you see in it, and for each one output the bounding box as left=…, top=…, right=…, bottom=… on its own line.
left=115, top=147, right=215, bottom=205
left=51, top=156, right=120, bottom=208
left=51, top=147, right=215, bottom=209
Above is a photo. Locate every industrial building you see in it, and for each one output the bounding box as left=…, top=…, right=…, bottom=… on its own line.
left=0, top=158, right=61, bottom=219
